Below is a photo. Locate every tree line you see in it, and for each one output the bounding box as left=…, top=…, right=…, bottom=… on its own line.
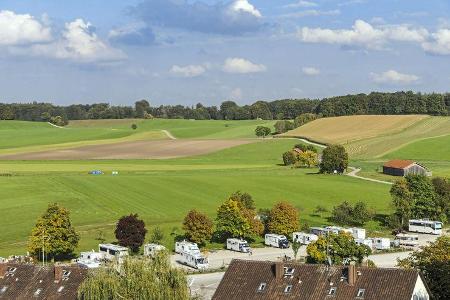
left=1, top=91, right=449, bottom=123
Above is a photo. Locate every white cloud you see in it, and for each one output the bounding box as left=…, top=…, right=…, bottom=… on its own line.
left=170, top=64, right=206, bottom=78
left=230, top=87, right=243, bottom=100
left=298, top=19, right=429, bottom=49
left=0, top=10, right=52, bottom=46
left=282, top=9, right=340, bottom=18
left=229, top=0, right=262, bottom=18
left=284, top=1, right=318, bottom=8
left=223, top=58, right=267, bottom=74
left=370, top=70, right=419, bottom=84
left=422, top=29, right=450, bottom=55
left=302, top=67, right=320, bottom=76
left=30, top=19, right=125, bottom=62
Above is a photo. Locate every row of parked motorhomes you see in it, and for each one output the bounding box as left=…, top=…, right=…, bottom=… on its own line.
left=76, top=219, right=441, bottom=270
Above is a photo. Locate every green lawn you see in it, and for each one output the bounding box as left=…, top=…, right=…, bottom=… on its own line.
left=0, top=138, right=392, bottom=256
left=383, top=134, right=450, bottom=161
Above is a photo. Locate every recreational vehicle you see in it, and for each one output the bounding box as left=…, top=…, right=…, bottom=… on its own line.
left=371, top=238, right=391, bottom=250
left=310, top=227, right=327, bottom=236
left=98, top=244, right=129, bottom=261
left=144, top=243, right=166, bottom=257
left=355, top=238, right=373, bottom=249
left=409, top=219, right=442, bottom=235
left=175, top=240, right=200, bottom=254
left=265, top=234, right=289, bottom=248
left=350, top=228, right=366, bottom=240
left=226, top=239, right=251, bottom=253
left=292, top=232, right=318, bottom=245
left=396, top=233, right=419, bottom=247
left=179, top=251, right=209, bottom=269
left=77, top=251, right=104, bottom=268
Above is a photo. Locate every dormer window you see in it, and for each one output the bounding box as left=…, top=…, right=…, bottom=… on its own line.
left=7, top=267, right=16, bottom=273
left=356, top=289, right=365, bottom=298
left=58, top=286, right=65, bottom=293
left=257, top=282, right=266, bottom=292
left=34, top=288, right=42, bottom=297
left=284, top=285, right=293, bottom=293
left=284, top=267, right=295, bottom=278
left=328, top=287, right=337, bottom=296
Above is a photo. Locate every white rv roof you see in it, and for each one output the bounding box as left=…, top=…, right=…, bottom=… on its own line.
left=409, top=219, right=442, bottom=224
left=99, top=244, right=128, bottom=251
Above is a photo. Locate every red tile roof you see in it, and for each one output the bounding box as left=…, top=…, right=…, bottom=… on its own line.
left=0, top=263, right=87, bottom=300
left=213, top=259, right=423, bottom=300
left=383, top=159, right=415, bottom=169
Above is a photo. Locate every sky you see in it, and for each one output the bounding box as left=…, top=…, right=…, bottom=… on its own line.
left=0, top=0, right=449, bottom=106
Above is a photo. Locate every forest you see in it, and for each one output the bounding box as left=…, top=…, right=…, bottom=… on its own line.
left=0, top=91, right=449, bottom=122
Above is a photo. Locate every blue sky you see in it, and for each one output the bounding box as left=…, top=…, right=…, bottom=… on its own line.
left=0, top=0, right=449, bottom=106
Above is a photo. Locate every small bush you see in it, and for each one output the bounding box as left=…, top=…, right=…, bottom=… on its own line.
left=283, top=151, right=296, bottom=166
left=131, top=124, right=138, bottom=130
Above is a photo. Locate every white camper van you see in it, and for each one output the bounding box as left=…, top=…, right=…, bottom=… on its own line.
left=395, top=233, right=419, bottom=247
left=265, top=234, right=289, bottom=249
left=355, top=238, right=373, bottom=249
left=179, top=251, right=209, bottom=270
left=350, top=228, right=366, bottom=240
left=226, top=239, right=251, bottom=253
left=77, top=251, right=104, bottom=268
left=292, top=232, right=318, bottom=245
left=144, top=243, right=166, bottom=257
left=175, top=240, right=200, bottom=254
left=371, top=238, right=390, bottom=250
left=409, top=219, right=442, bottom=235
left=98, top=244, right=129, bottom=261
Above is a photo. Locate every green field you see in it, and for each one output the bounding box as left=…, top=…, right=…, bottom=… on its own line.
left=3, top=116, right=447, bottom=257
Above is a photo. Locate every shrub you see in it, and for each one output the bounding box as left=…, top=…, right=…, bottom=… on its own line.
left=283, top=151, right=296, bottom=166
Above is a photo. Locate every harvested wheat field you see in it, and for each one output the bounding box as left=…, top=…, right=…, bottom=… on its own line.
left=0, top=139, right=255, bottom=160
left=281, top=115, right=428, bottom=144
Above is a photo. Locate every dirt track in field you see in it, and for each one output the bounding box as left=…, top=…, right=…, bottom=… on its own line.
left=0, top=139, right=255, bottom=160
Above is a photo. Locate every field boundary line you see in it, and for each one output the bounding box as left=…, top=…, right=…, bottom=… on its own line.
left=162, top=129, right=177, bottom=140
left=47, top=122, right=65, bottom=129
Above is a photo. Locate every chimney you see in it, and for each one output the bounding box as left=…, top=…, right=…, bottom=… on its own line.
left=274, top=262, right=284, bottom=279
left=54, top=265, right=64, bottom=282
left=0, top=263, right=6, bottom=278
left=347, top=262, right=356, bottom=286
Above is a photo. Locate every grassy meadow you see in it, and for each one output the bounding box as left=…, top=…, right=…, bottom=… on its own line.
left=1, top=115, right=448, bottom=257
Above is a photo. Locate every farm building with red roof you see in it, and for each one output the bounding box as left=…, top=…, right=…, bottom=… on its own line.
left=383, top=160, right=431, bottom=177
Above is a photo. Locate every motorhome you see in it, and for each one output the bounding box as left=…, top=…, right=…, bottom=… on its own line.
left=292, top=232, right=318, bottom=245
left=355, top=238, right=373, bottom=249
left=409, top=219, right=442, bottom=235
left=265, top=234, right=289, bottom=248
left=144, top=243, right=166, bottom=257
left=226, top=239, right=251, bottom=253
left=179, top=251, right=209, bottom=270
left=77, top=251, right=104, bottom=268
left=310, top=227, right=327, bottom=236
left=98, top=244, right=129, bottom=261
left=371, top=238, right=390, bottom=250
left=396, top=233, right=419, bottom=247
left=175, top=240, right=200, bottom=254
left=350, top=228, right=366, bottom=240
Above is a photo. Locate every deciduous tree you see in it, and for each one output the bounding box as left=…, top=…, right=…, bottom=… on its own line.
left=319, top=144, right=348, bottom=174
left=282, top=151, right=296, bottom=166
left=215, top=199, right=251, bottom=240
left=296, top=150, right=319, bottom=168
left=398, top=236, right=450, bottom=300
left=267, top=202, right=299, bottom=237
left=307, top=232, right=371, bottom=265
left=182, top=210, right=213, bottom=245
left=28, top=203, right=79, bottom=261
left=255, top=126, right=271, bottom=138
left=115, top=214, right=147, bottom=253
